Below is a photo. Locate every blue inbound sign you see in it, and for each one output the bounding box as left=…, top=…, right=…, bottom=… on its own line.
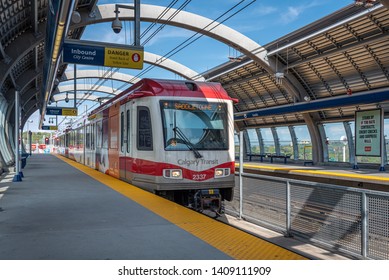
left=63, top=43, right=104, bottom=66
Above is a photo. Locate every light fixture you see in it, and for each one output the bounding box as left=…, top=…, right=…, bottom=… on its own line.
left=354, top=0, right=377, bottom=7
left=365, top=0, right=375, bottom=7
left=71, top=10, right=81, bottom=23
left=355, top=0, right=364, bottom=5
left=275, top=72, right=285, bottom=85
left=304, top=95, right=311, bottom=102
left=228, top=56, right=242, bottom=62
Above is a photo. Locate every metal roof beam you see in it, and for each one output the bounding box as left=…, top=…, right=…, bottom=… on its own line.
left=0, top=41, right=11, bottom=64
left=287, top=32, right=389, bottom=69
left=235, top=88, right=389, bottom=120
left=31, top=0, right=39, bottom=36
left=267, top=4, right=383, bottom=56
left=381, top=0, right=389, bottom=9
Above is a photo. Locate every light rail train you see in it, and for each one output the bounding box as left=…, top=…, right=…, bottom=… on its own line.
left=55, top=78, right=237, bottom=214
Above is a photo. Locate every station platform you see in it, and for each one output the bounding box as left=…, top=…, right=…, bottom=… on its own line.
left=0, top=154, right=316, bottom=260
left=238, top=160, right=389, bottom=191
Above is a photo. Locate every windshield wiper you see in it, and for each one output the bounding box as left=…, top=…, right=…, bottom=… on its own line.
left=173, top=127, right=203, bottom=159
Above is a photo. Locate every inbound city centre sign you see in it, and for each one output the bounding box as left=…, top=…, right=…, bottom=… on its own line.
left=62, top=39, right=144, bottom=69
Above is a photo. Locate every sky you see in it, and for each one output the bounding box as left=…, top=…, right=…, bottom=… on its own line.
left=28, top=0, right=355, bottom=132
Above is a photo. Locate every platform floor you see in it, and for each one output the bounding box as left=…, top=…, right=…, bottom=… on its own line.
left=238, top=160, right=389, bottom=190
left=0, top=154, right=309, bottom=260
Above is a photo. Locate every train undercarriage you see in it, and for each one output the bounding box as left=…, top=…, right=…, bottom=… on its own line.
left=157, top=187, right=233, bottom=217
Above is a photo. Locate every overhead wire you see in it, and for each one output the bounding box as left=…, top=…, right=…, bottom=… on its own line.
left=120, top=0, right=255, bottom=87
left=70, top=1, right=186, bottom=113
left=140, top=0, right=180, bottom=40
left=142, top=0, right=192, bottom=46
left=61, top=0, right=255, bottom=122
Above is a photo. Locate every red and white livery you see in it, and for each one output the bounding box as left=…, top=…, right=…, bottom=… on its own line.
left=56, top=78, right=237, bottom=214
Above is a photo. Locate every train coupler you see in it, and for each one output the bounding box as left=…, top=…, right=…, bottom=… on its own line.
left=193, top=189, right=223, bottom=216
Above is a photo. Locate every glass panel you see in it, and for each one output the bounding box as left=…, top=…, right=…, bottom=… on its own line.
left=102, top=118, right=108, bottom=149
left=234, top=133, right=239, bottom=158
left=96, top=120, right=102, bottom=149
left=127, top=109, right=131, bottom=153
left=323, top=122, right=348, bottom=162
left=386, top=119, right=389, bottom=165
left=138, top=107, right=153, bottom=150
left=260, top=128, right=274, bottom=154
left=120, top=112, right=124, bottom=153
left=294, top=125, right=311, bottom=160
left=91, top=123, right=95, bottom=150
left=276, top=127, right=293, bottom=157
left=110, top=114, right=118, bottom=149
left=85, top=124, right=90, bottom=149
left=247, top=129, right=259, bottom=153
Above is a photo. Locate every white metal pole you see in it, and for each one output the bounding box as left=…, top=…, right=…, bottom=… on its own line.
left=380, top=110, right=385, bottom=171
left=13, top=90, right=22, bottom=182
left=239, top=131, right=243, bottom=219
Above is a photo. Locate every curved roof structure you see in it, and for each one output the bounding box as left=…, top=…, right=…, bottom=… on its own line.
left=205, top=3, right=389, bottom=127
left=60, top=51, right=203, bottom=83
left=0, top=0, right=388, bottom=168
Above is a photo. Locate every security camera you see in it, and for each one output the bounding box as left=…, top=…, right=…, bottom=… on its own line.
left=112, top=18, right=122, bottom=34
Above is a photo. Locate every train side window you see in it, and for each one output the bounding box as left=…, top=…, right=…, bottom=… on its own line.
left=110, top=114, right=118, bottom=149
left=127, top=109, right=131, bottom=153
left=96, top=120, right=102, bottom=148
left=120, top=112, right=124, bottom=153
left=86, top=124, right=90, bottom=149
left=137, top=107, right=153, bottom=150
left=91, top=123, right=95, bottom=150
left=102, top=118, right=109, bottom=149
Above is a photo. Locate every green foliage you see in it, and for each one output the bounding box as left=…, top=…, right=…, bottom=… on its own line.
left=22, top=131, right=51, bottom=144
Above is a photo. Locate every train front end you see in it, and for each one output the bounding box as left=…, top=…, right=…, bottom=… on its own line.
left=152, top=82, right=236, bottom=214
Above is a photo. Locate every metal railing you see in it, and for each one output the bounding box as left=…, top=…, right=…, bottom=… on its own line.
left=226, top=171, right=389, bottom=259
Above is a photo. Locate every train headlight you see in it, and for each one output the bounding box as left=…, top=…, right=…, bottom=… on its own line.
left=214, top=168, right=230, bottom=178
left=163, top=169, right=183, bottom=179
left=215, top=169, right=224, bottom=177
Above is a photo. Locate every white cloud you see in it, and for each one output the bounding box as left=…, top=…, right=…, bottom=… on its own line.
left=280, top=6, right=303, bottom=24
left=280, top=1, right=322, bottom=24
left=142, top=27, right=194, bottom=47
left=101, top=32, right=127, bottom=45
left=255, top=6, right=278, bottom=16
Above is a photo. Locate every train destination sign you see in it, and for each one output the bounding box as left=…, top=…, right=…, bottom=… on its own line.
left=63, top=39, right=144, bottom=69
left=46, top=107, right=78, bottom=116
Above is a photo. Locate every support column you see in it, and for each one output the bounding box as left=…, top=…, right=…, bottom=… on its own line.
left=271, top=127, right=280, bottom=155
left=289, top=125, right=299, bottom=159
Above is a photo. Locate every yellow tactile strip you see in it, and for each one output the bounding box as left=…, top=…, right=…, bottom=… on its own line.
left=240, top=163, right=389, bottom=183
left=56, top=155, right=306, bottom=260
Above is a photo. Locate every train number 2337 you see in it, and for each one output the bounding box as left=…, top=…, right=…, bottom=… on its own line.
left=193, top=174, right=207, bottom=181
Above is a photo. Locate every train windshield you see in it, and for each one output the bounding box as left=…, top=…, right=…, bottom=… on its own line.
left=160, top=100, right=229, bottom=151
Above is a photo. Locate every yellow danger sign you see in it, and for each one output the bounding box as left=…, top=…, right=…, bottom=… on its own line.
left=104, top=47, right=143, bottom=69
left=62, top=108, right=78, bottom=116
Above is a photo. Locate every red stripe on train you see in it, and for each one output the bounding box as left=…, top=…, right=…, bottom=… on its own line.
left=119, top=157, right=235, bottom=181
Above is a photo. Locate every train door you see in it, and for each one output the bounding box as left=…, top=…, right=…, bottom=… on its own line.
left=95, top=119, right=104, bottom=172
left=119, top=102, right=133, bottom=182
left=85, top=123, right=96, bottom=169
left=90, top=122, right=96, bottom=169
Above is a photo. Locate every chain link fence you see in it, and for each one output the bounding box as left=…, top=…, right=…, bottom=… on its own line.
left=226, top=172, right=389, bottom=259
